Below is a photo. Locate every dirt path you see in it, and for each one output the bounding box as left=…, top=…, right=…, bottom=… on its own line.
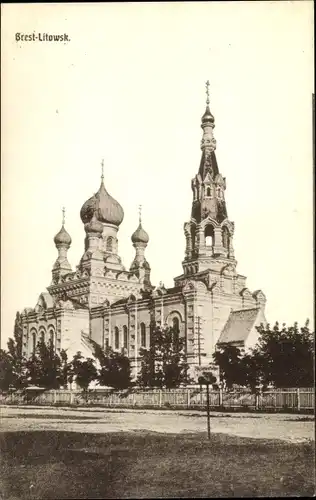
left=0, top=406, right=314, bottom=443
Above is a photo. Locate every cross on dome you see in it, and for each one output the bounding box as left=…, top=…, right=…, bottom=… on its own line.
left=101, top=159, right=104, bottom=182
left=205, top=80, right=210, bottom=105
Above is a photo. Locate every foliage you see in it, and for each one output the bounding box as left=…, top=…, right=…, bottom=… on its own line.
left=68, top=352, right=98, bottom=391
left=212, top=344, right=245, bottom=390
left=0, top=313, right=28, bottom=391
left=137, top=324, right=191, bottom=388
left=25, top=338, right=64, bottom=389
left=254, top=321, right=314, bottom=388
left=212, top=321, right=314, bottom=390
left=93, top=343, right=132, bottom=389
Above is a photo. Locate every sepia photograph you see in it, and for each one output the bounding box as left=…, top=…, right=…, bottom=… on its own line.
left=1, top=2, right=315, bottom=498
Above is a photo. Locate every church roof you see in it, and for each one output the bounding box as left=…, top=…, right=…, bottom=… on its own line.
left=217, top=308, right=261, bottom=345
left=81, top=332, right=97, bottom=354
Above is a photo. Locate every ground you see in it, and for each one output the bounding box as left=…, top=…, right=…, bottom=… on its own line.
left=0, top=406, right=315, bottom=499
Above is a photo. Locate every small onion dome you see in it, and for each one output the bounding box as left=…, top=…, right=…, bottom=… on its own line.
left=131, top=223, right=149, bottom=244
left=84, top=213, right=103, bottom=235
left=54, top=225, right=72, bottom=246
left=80, top=181, right=124, bottom=226
left=201, top=105, right=215, bottom=124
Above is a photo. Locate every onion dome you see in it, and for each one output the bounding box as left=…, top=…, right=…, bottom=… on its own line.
left=85, top=212, right=103, bottom=235
left=54, top=225, right=72, bottom=246
left=201, top=81, right=215, bottom=125
left=131, top=223, right=149, bottom=244
left=80, top=181, right=124, bottom=226
left=54, top=208, right=71, bottom=246
left=201, top=105, right=215, bottom=125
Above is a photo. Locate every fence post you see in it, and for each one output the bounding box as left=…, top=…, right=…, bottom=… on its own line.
left=297, top=388, right=300, bottom=412
left=159, top=389, right=162, bottom=408
left=187, top=388, right=190, bottom=409
left=219, top=384, right=223, bottom=408
left=53, top=390, right=57, bottom=405
left=70, top=391, right=74, bottom=405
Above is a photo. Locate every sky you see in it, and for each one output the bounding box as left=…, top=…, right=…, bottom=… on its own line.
left=1, top=2, right=314, bottom=348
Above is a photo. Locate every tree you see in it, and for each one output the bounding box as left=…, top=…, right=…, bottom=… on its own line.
left=25, top=338, right=63, bottom=389
left=212, top=344, right=245, bottom=390
left=137, top=324, right=190, bottom=388
left=212, top=321, right=314, bottom=391
left=0, top=313, right=28, bottom=391
left=68, top=352, right=97, bottom=392
left=254, top=321, right=314, bottom=388
left=59, top=349, right=70, bottom=389
left=93, top=343, right=132, bottom=389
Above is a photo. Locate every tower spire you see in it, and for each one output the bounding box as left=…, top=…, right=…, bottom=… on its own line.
left=62, top=206, right=66, bottom=226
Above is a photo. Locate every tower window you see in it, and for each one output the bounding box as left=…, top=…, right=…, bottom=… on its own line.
left=222, top=226, right=230, bottom=249
left=140, top=323, right=146, bottom=347
left=106, top=237, right=113, bottom=252
left=114, top=327, right=119, bottom=349
left=206, top=186, right=211, bottom=197
left=123, top=325, right=128, bottom=349
left=205, top=225, right=214, bottom=247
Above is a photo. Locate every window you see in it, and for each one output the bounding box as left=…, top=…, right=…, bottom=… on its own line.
left=40, top=330, right=45, bottom=343
left=32, top=331, right=37, bottom=353
left=105, top=338, right=109, bottom=350
left=106, top=237, right=113, bottom=252
left=140, top=323, right=146, bottom=348
left=206, top=186, right=211, bottom=197
left=114, top=327, right=119, bottom=349
left=49, top=329, right=55, bottom=348
left=222, top=226, right=230, bottom=249
left=205, top=225, right=214, bottom=247
left=172, top=317, right=180, bottom=346
left=123, top=325, right=128, bottom=349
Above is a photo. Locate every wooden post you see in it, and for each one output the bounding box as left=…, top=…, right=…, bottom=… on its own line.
left=187, top=388, right=190, bottom=409
left=206, top=383, right=211, bottom=440
left=297, top=388, right=300, bottom=412
left=159, top=389, right=162, bottom=408
left=219, top=383, right=223, bottom=408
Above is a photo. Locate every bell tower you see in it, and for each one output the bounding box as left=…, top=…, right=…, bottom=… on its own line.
left=181, top=82, right=236, bottom=278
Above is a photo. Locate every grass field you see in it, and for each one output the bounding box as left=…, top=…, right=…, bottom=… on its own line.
left=0, top=407, right=314, bottom=499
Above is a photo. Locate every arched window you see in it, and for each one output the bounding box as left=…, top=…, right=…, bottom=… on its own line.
left=140, top=323, right=146, bottom=348
left=205, top=225, right=214, bottom=247
left=114, top=327, right=119, bottom=349
left=39, top=329, right=45, bottom=344
left=206, top=186, right=211, bottom=197
left=49, top=329, right=55, bottom=348
left=106, top=237, right=113, bottom=253
left=32, top=330, right=37, bottom=353
left=123, top=325, right=128, bottom=349
left=172, top=317, right=180, bottom=346
left=222, top=226, right=230, bottom=249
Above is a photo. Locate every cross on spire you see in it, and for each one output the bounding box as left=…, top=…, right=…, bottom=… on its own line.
left=138, top=204, right=142, bottom=224
left=62, top=207, right=66, bottom=226
left=101, top=159, right=104, bottom=182
left=205, top=80, right=210, bottom=106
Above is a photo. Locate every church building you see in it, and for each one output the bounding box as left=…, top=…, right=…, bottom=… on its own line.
left=19, top=83, right=267, bottom=379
